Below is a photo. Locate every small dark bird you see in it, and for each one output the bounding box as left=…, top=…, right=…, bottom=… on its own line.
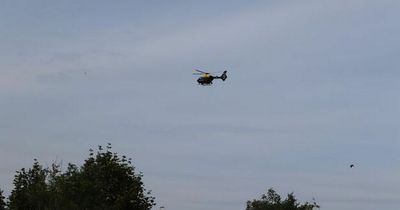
left=350, top=164, right=354, bottom=168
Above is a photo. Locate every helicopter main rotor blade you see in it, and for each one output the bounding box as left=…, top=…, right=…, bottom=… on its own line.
left=194, top=69, right=209, bottom=74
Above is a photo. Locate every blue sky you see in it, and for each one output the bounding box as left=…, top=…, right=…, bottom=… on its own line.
left=1, top=1, right=399, bottom=210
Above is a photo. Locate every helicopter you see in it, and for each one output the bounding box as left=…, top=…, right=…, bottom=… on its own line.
left=193, top=69, right=228, bottom=85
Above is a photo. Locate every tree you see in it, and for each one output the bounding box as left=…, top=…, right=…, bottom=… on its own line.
left=7, top=144, right=155, bottom=210
left=0, top=189, right=6, bottom=210
left=57, top=144, right=155, bottom=210
left=8, top=159, right=50, bottom=210
left=246, top=188, right=319, bottom=210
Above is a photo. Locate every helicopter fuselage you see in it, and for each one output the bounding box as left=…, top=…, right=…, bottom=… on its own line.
left=197, top=76, right=215, bottom=85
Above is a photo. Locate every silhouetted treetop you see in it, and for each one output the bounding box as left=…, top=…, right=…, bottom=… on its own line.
left=7, top=144, right=155, bottom=210
left=246, top=188, right=319, bottom=210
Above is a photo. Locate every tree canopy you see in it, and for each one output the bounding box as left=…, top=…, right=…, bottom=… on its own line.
left=0, top=189, right=6, bottom=210
left=6, top=144, right=155, bottom=210
left=2, top=145, right=320, bottom=210
left=246, top=188, right=319, bottom=210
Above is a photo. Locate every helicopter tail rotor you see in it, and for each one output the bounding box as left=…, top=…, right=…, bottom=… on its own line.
left=220, top=71, right=227, bottom=81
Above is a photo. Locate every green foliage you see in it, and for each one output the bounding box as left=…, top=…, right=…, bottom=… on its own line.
left=8, top=159, right=50, bottom=210
left=0, top=189, right=6, bottom=210
left=7, top=144, right=155, bottom=210
left=246, top=188, right=319, bottom=210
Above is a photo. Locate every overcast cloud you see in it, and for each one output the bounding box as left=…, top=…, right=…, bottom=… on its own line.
left=1, top=1, right=399, bottom=210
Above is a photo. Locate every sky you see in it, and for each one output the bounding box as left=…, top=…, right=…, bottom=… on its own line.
left=1, top=0, right=400, bottom=210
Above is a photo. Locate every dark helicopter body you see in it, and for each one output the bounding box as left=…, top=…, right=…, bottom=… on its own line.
left=194, top=70, right=227, bottom=85
left=197, top=76, right=215, bottom=85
